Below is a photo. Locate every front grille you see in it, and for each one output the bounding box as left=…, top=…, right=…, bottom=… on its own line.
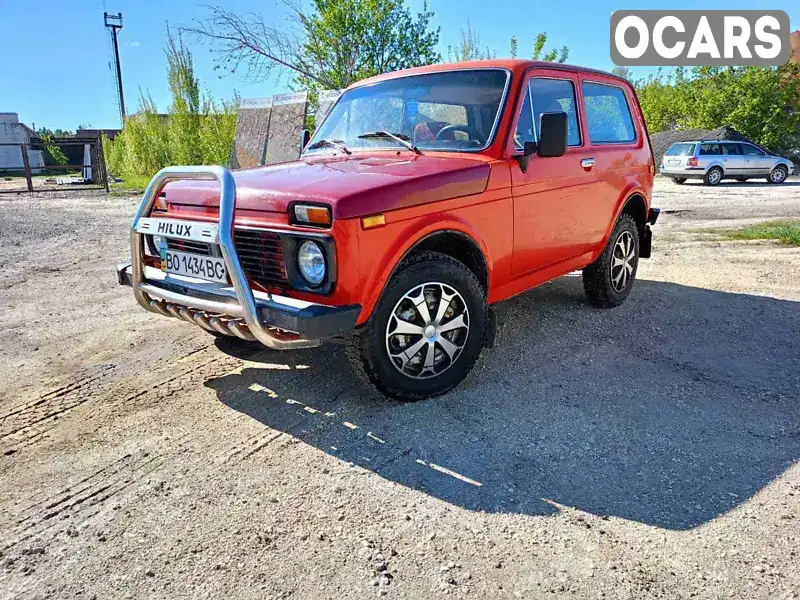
left=165, top=238, right=213, bottom=256
left=233, top=228, right=288, bottom=289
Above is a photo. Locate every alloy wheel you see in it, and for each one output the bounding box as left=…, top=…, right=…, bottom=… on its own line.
left=708, top=169, right=721, bottom=185
left=771, top=167, right=787, bottom=183
left=385, top=282, right=470, bottom=379
left=610, top=231, right=635, bottom=292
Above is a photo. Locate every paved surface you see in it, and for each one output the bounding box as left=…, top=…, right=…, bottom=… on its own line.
left=1, top=178, right=799, bottom=599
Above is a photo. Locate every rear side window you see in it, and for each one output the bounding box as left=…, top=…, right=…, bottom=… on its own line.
left=582, top=82, right=636, bottom=144
left=666, top=143, right=696, bottom=156
left=722, top=143, right=742, bottom=155
left=700, top=143, right=722, bottom=155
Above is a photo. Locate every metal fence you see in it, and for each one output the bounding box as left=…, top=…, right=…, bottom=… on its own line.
left=0, top=137, right=109, bottom=194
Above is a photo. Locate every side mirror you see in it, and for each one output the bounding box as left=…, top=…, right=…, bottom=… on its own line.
left=300, top=129, right=311, bottom=151
left=537, top=112, right=568, bottom=158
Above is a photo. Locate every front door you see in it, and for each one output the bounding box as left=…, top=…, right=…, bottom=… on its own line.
left=741, top=143, right=771, bottom=175
left=510, top=71, right=597, bottom=276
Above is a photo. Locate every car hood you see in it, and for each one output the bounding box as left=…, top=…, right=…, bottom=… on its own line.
left=162, top=153, right=490, bottom=220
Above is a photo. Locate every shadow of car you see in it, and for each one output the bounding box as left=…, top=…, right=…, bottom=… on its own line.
left=204, top=276, right=800, bottom=531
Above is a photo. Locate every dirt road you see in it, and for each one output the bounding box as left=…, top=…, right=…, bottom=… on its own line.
left=1, top=179, right=799, bottom=599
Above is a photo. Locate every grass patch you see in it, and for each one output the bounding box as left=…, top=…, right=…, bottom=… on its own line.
left=722, top=220, right=800, bottom=246
left=110, top=174, right=153, bottom=194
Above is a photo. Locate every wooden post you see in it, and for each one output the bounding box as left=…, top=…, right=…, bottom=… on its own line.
left=97, top=137, right=110, bottom=192
left=20, top=144, right=33, bottom=193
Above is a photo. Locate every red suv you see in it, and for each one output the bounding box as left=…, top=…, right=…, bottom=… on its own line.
left=117, top=59, right=658, bottom=400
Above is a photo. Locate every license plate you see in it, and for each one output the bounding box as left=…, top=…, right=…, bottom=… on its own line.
left=667, top=159, right=680, bottom=165
left=161, top=250, right=227, bottom=283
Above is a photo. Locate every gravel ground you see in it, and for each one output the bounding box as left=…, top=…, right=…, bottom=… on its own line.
left=1, top=177, right=799, bottom=599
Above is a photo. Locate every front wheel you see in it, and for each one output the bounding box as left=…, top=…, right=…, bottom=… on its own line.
left=583, top=214, right=639, bottom=308
left=768, top=165, right=788, bottom=184
left=346, top=252, right=487, bottom=401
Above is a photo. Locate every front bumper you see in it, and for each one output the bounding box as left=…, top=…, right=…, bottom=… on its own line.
left=119, top=165, right=360, bottom=350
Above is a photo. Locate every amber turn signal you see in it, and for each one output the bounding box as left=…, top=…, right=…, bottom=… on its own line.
left=361, top=214, right=386, bottom=229
left=293, top=204, right=332, bottom=227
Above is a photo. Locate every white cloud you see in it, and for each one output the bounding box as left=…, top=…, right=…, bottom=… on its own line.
left=128, top=41, right=140, bottom=48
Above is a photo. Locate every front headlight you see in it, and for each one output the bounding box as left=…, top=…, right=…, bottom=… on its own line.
left=145, top=234, right=167, bottom=257
left=297, top=240, right=326, bottom=286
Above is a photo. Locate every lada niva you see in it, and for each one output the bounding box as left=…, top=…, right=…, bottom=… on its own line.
left=117, top=59, right=659, bottom=400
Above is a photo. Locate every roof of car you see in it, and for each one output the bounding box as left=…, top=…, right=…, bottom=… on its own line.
left=672, top=140, right=752, bottom=145
left=347, top=59, right=629, bottom=90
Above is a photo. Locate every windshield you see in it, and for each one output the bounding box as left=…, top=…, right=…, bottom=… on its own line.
left=305, top=69, right=510, bottom=154
left=666, top=143, right=696, bottom=156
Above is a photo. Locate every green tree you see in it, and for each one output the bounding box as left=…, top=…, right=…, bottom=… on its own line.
left=531, top=32, right=568, bottom=63
left=684, top=65, right=800, bottom=150
left=634, top=64, right=800, bottom=152
left=35, top=130, right=69, bottom=166
left=103, top=29, right=238, bottom=179
left=448, top=20, right=494, bottom=62
left=633, top=68, right=689, bottom=133
left=165, top=28, right=202, bottom=166
left=506, top=32, right=568, bottom=62
left=178, top=0, right=441, bottom=91
left=611, top=66, right=632, bottom=81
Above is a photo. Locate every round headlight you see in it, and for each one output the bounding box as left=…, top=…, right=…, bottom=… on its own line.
left=147, top=234, right=167, bottom=256
left=297, top=241, right=326, bottom=286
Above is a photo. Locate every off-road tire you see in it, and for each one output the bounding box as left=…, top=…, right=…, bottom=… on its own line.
left=768, top=165, right=788, bottom=184
left=582, top=214, right=639, bottom=309
left=345, top=251, right=487, bottom=401
left=671, top=177, right=687, bottom=185
left=703, top=167, right=723, bottom=186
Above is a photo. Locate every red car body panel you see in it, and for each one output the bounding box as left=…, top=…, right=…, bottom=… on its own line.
left=151, top=59, right=654, bottom=328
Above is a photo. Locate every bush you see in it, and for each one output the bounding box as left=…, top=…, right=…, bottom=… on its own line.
left=103, top=31, right=236, bottom=181
left=636, top=65, right=800, bottom=154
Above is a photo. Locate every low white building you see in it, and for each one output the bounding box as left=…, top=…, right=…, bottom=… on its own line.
left=0, top=113, right=45, bottom=173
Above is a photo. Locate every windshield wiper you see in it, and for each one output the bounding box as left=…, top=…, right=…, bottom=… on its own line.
left=306, top=138, right=351, bottom=155
left=357, top=131, right=422, bottom=155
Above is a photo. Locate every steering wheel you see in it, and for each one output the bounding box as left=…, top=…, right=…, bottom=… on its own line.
left=435, top=124, right=477, bottom=142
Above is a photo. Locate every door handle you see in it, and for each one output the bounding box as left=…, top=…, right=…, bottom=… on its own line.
left=581, top=158, right=595, bottom=169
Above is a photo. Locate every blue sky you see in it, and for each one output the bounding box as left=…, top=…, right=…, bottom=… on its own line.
left=0, top=1, right=796, bottom=130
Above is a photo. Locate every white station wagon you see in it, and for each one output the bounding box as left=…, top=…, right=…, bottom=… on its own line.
left=660, top=140, right=795, bottom=186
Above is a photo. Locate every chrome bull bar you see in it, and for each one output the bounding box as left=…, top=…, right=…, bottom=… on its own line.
left=130, top=165, right=319, bottom=350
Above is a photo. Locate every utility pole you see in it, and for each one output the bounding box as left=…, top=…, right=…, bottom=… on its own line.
left=104, top=12, right=126, bottom=126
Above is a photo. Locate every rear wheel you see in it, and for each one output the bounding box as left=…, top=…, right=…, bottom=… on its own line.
left=768, top=165, right=788, bottom=184
left=583, top=214, right=639, bottom=309
left=671, top=177, right=687, bottom=185
left=345, top=252, right=487, bottom=401
left=704, top=167, right=723, bottom=186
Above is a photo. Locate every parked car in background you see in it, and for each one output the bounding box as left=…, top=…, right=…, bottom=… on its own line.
left=659, top=140, right=795, bottom=186
left=117, top=59, right=658, bottom=400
